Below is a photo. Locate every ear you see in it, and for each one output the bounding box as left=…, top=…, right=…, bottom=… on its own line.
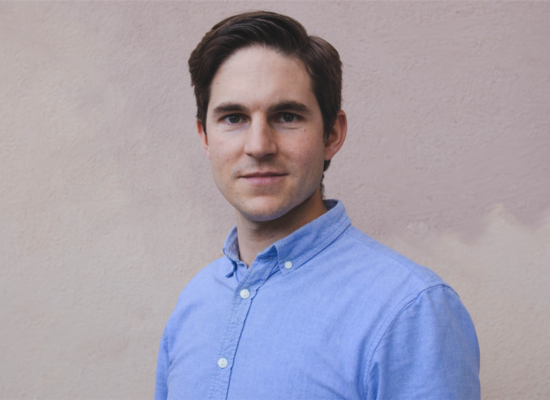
left=197, top=120, right=210, bottom=159
left=324, top=110, right=347, bottom=161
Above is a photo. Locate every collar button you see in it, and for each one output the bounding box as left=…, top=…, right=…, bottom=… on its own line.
left=284, top=261, right=293, bottom=269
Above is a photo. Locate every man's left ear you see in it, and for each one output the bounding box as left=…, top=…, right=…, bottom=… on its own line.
left=324, top=110, right=347, bottom=161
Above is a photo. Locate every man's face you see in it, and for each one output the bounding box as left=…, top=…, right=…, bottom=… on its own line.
left=199, top=46, right=337, bottom=223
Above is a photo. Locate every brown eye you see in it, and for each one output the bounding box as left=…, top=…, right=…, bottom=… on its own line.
left=280, top=113, right=298, bottom=122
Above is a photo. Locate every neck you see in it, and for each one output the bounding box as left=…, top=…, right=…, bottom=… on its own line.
left=236, top=190, right=327, bottom=267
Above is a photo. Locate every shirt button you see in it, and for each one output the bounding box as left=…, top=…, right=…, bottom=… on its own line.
left=284, top=261, right=293, bottom=269
left=240, top=289, right=250, bottom=299
left=218, top=358, right=228, bottom=369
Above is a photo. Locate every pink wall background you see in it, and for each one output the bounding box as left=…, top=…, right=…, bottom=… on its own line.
left=1, top=1, right=549, bottom=398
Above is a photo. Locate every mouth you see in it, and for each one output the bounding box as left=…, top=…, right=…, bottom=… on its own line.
left=240, top=171, right=287, bottom=185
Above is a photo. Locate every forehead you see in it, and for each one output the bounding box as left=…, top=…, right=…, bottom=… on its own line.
left=207, top=46, right=317, bottom=113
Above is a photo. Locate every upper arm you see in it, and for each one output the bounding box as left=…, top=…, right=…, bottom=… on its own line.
left=364, top=285, right=480, bottom=400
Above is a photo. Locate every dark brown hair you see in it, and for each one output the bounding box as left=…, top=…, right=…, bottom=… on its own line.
left=188, top=11, right=343, bottom=172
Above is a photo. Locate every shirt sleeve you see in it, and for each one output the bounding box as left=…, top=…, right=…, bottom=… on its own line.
left=364, top=285, right=480, bottom=400
left=154, top=332, right=169, bottom=400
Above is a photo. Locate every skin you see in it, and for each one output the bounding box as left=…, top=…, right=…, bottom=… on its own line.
left=198, top=46, right=347, bottom=266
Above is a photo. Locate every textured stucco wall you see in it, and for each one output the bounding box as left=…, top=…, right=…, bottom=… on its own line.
left=1, top=2, right=549, bottom=399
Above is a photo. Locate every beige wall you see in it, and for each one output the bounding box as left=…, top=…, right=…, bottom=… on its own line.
left=1, top=1, right=549, bottom=399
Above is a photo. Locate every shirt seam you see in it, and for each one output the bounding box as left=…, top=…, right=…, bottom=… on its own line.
left=162, top=328, right=170, bottom=364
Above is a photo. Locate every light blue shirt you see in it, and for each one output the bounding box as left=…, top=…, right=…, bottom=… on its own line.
left=155, top=200, right=480, bottom=400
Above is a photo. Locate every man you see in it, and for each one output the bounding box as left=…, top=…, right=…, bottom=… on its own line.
left=155, top=11, right=480, bottom=400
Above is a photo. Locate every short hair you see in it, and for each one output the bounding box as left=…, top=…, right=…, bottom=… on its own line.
left=188, top=11, right=342, bottom=172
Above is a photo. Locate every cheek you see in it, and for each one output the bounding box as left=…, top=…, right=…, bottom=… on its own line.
left=209, top=139, right=236, bottom=167
left=292, top=139, right=325, bottom=175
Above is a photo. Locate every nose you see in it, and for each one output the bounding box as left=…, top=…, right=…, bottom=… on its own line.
left=244, top=117, right=277, bottom=159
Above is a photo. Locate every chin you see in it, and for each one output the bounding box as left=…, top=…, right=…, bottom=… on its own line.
left=236, top=198, right=296, bottom=223
left=240, top=206, right=291, bottom=223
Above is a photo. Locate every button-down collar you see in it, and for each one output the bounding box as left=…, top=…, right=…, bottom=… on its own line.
left=222, top=200, right=351, bottom=279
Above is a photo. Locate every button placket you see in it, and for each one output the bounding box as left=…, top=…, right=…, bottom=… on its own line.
left=209, top=291, right=251, bottom=399
left=209, top=260, right=275, bottom=400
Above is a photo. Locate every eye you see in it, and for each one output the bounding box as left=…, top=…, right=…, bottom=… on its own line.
left=224, top=114, right=243, bottom=124
left=278, top=113, right=299, bottom=123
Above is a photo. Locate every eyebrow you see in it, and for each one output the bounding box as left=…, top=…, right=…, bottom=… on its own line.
left=211, top=101, right=311, bottom=118
left=268, top=101, right=311, bottom=115
left=212, top=103, right=247, bottom=117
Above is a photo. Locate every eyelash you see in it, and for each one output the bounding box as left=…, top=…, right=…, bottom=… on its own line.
left=223, top=114, right=244, bottom=124
left=277, top=113, right=300, bottom=123
left=222, top=113, right=301, bottom=124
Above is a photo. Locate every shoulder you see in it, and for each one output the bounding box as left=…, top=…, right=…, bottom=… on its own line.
left=312, top=222, right=468, bottom=334
left=174, top=255, right=233, bottom=306
left=328, top=227, right=480, bottom=398
left=163, top=256, right=233, bottom=339
left=178, top=256, right=231, bottom=295
left=325, top=225, right=449, bottom=301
